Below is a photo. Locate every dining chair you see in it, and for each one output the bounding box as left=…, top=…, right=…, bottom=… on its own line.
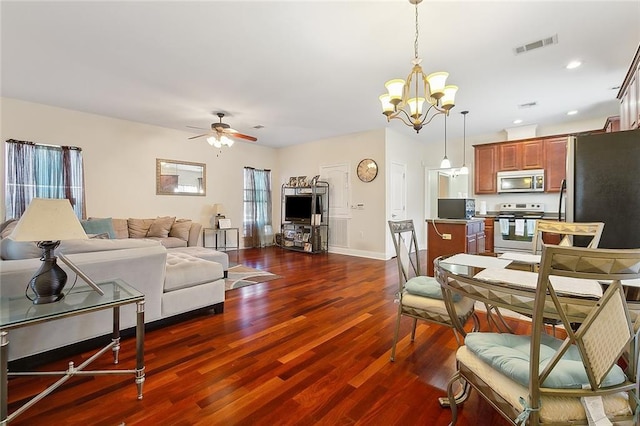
left=446, top=244, right=640, bottom=425
left=531, top=219, right=604, bottom=255
left=388, top=220, right=479, bottom=363
left=490, top=220, right=606, bottom=335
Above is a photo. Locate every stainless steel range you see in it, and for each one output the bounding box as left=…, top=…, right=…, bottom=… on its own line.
left=493, top=203, right=545, bottom=253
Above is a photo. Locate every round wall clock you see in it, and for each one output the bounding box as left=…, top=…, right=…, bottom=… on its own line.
left=357, top=158, right=378, bottom=182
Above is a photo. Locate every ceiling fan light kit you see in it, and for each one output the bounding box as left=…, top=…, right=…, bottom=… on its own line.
left=188, top=112, right=257, bottom=147
left=379, top=0, right=458, bottom=133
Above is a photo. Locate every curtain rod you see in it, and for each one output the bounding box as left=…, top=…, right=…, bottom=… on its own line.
left=6, top=138, right=82, bottom=151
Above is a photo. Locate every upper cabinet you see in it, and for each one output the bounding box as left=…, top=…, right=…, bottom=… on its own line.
left=618, top=45, right=640, bottom=131
left=498, top=139, right=545, bottom=171
left=544, top=137, right=567, bottom=192
left=474, top=135, right=567, bottom=194
left=474, top=144, right=498, bottom=194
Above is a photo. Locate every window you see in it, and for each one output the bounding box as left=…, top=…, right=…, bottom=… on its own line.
left=243, top=167, right=272, bottom=248
left=5, top=139, right=85, bottom=219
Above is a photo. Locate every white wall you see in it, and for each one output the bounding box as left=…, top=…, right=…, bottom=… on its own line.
left=0, top=97, right=279, bottom=246
left=277, top=128, right=387, bottom=258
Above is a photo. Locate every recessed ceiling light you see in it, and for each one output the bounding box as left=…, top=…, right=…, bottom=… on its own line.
left=567, top=110, right=578, bottom=116
left=566, top=60, right=582, bottom=70
left=513, top=119, right=523, bottom=124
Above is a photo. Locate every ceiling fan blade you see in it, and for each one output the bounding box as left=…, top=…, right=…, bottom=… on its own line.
left=230, top=132, right=258, bottom=142
left=186, top=125, right=208, bottom=130
left=188, top=133, right=210, bottom=140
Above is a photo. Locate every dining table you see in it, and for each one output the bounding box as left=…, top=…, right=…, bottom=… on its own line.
left=433, top=252, right=640, bottom=336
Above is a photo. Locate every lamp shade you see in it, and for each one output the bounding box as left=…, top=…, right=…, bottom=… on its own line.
left=212, top=203, right=225, bottom=216
left=11, top=198, right=87, bottom=242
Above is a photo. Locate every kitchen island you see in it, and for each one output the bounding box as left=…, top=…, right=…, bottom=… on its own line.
left=426, top=218, right=486, bottom=276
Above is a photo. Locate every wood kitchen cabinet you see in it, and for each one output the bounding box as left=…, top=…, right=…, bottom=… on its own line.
left=474, top=144, right=498, bottom=194
left=544, top=137, right=567, bottom=192
left=618, top=45, right=639, bottom=131
left=498, top=139, right=544, bottom=171
left=474, top=135, right=567, bottom=194
left=483, top=217, right=495, bottom=253
left=427, top=219, right=485, bottom=276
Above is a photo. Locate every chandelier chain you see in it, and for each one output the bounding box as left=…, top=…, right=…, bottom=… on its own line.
left=414, top=2, right=419, bottom=59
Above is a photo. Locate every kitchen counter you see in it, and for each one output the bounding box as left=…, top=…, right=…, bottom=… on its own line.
left=427, top=218, right=485, bottom=224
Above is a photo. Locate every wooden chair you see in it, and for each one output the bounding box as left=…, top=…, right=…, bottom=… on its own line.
left=446, top=244, right=640, bottom=425
left=388, top=220, right=479, bottom=363
left=531, top=220, right=604, bottom=255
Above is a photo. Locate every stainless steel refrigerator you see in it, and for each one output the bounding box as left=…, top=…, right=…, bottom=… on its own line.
left=565, top=128, right=640, bottom=248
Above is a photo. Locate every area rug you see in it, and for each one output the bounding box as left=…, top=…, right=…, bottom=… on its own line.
left=225, top=264, right=282, bottom=290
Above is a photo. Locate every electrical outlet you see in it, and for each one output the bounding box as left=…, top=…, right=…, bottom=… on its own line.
left=442, top=233, right=452, bottom=240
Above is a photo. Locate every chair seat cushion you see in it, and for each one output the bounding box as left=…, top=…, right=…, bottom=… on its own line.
left=404, top=276, right=461, bottom=302
left=457, top=345, right=632, bottom=422
left=465, top=332, right=626, bottom=389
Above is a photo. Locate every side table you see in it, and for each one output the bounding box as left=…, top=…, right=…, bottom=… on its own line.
left=1, top=279, right=145, bottom=425
left=202, top=227, right=240, bottom=262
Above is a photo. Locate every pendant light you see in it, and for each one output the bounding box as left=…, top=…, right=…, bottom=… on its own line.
left=459, top=111, right=469, bottom=175
left=440, top=114, right=451, bottom=169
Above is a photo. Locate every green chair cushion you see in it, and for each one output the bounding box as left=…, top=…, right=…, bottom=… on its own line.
left=405, top=276, right=461, bottom=302
left=465, top=332, right=626, bottom=389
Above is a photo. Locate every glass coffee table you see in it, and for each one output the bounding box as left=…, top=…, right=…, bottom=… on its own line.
left=1, top=279, right=145, bottom=425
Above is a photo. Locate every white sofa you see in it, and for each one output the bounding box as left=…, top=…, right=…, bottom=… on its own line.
left=0, top=237, right=227, bottom=362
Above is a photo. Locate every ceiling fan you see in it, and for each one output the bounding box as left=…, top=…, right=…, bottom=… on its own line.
left=188, top=113, right=257, bottom=147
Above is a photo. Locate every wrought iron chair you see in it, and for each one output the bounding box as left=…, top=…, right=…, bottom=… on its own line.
left=446, top=244, right=640, bottom=425
left=388, top=220, right=479, bottom=363
left=531, top=220, right=604, bottom=255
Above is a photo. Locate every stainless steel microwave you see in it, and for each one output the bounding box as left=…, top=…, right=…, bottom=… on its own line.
left=496, top=169, right=545, bottom=193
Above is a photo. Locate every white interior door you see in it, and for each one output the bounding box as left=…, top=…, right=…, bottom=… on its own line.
left=390, top=162, right=406, bottom=220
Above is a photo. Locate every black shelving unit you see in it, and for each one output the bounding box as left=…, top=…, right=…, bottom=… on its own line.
left=280, top=181, right=329, bottom=253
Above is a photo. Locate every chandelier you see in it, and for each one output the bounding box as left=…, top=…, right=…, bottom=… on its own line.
left=207, top=135, right=234, bottom=148
left=379, top=0, right=458, bottom=133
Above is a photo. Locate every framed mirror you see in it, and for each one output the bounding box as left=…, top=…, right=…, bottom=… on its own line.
left=156, top=158, right=206, bottom=196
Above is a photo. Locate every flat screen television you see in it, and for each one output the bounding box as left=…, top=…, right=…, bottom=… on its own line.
left=284, top=195, right=322, bottom=223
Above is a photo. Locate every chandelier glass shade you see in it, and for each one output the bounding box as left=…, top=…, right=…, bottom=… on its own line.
left=207, top=134, right=234, bottom=148
left=459, top=110, right=469, bottom=175
left=379, top=0, right=458, bottom=133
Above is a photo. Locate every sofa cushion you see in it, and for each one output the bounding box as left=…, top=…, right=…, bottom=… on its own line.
left=111, top=218, right=129, bottom=239
left=164, top=252, right=224, bottom=292
left=81, top=218, right=116, bottom=239
left=147, top=236, right=187, bottom=248
left=1, top=236, right=42, bottom=260
left=169, top=219, right=192, bottom=241
left=167, top=247, right=229, bottom=271
left=146, top=216, right=176, bottom=238
left=128, top=218, right=154, bottom=238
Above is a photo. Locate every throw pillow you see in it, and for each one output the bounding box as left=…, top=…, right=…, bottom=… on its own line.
left=0, top=219, right=18, bottom=239
left=128, top=218, right=154, bottom=238
left=169, top=219, right=192, bottom=241
left=147, top=216, right=176, bottom=238
left=81, top=218, right=116, bottom=239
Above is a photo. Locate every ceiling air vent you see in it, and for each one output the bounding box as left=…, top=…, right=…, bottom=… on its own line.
left=514, top=34, right=558, bottom=55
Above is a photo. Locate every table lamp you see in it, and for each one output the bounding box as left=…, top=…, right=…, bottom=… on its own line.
left=10, top=198, right=88, bottom=304
left=211, top=203, right=225, bottom=229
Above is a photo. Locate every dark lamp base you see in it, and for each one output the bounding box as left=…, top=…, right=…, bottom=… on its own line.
left=29, top=240, right=68, bottom=305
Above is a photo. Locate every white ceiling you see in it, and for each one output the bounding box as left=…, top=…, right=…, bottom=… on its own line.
left=2, top=1, right=639, bottom=148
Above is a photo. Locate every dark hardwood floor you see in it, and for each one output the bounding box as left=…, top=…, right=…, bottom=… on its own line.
left=7, top=247, right=525, bottom=425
